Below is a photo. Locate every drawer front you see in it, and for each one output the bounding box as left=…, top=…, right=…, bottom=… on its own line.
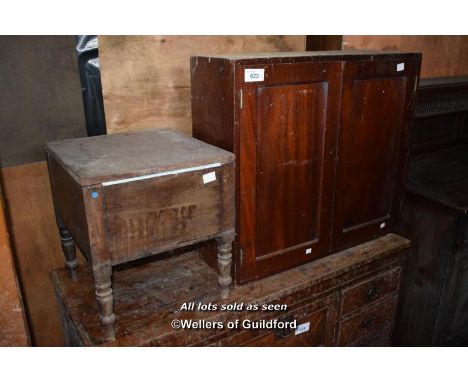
left=212, top=294, right=337, bottom=347
left=103, top=167, right=226, bottom=263
left=353, top=325, right=392, bottom=347
left=338, top=297, right=397, bottom=346
left=341, top=267, right=401, bottom=316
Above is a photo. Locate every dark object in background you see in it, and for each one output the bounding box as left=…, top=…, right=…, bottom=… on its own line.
left=51, top=234, right=408, bottom=346
left=0, top=36, right=86, bottom=167
left=76, top=35, right=107, bottom=136
left=394, top=76, right=468, bottom=346
left=410, top=76, right=468, bottom=155
left=191, top=51, right=421, bottom=285
left=305, top=35, right=343, bottom=51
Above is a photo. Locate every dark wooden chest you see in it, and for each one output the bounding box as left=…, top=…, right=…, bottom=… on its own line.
left=46, top=129, right=235, bottom=325
left=191, top=51, right=421, bottom=284
left=52, top=234, right=409, bottom=346
left=394, top=77, right=468, bottom=345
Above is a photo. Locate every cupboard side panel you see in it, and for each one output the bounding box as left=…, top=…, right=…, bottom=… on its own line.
left=191, top=57, right=239, bottom=276
left=191, top=57, right=235, bottom=152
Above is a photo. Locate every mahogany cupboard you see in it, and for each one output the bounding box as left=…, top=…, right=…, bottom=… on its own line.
left=191, top=51, right=421, bottom=284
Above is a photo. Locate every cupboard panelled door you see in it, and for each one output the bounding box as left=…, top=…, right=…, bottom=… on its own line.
left=238, top=62, right=341, bottom=281
left=332, top=59, right=419, bottom=251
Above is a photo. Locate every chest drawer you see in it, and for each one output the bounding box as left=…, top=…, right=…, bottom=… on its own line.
left=211, top=294, right=338, bottom=346
left=340, top=267, right=401, bottom=316
left=338, top=297, right=397, bottom=346
left=353, top=325, right=392, bottom=346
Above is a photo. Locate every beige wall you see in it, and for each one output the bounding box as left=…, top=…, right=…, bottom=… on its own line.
left=99, top=35, right=306, bottom=135
left=342, top=35, right=468, bottom=78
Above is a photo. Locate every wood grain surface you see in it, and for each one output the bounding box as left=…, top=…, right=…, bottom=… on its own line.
left=0, top=162, right=85, bottom=346
left=255, top=82, right=326, bottom=257
left=192, top=52, right=420, bottom=284
left=331, top=58, right=420, bottom=251
left=0, top=184, right=30, bottom=346
left=52, top=234, right=408, bottom=346
left=98, top=36, right=306, bottom=135
left=46, top=128, right=234, bottom=185
left=342, top=36, right=468, bottom=78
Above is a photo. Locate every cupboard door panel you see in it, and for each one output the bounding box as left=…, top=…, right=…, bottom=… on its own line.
left=238, top=62, right=341, bottom=280
left=341, top=77, right=406, bottom=228
left=332, top=60, right=419, bottom=250
left=256, top=83, right=326, bottom=257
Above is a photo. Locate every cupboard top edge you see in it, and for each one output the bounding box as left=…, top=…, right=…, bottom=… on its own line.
left=191, top=50, right=422, bottom=62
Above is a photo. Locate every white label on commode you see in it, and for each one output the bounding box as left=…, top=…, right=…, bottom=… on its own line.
left=245, top=68, right=265, bottom=82
left=380, top=222, right=386, bottom=229
left=203, top=171, right=216, bottom=184
left=397, top=62, right=405, bottom=72
left=305, top=248, right=312, bottom=255
left=295, top=322, right=310, bottom=336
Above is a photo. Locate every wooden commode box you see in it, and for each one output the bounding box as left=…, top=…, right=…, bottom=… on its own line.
left=46, top=129, right=235, bottom=325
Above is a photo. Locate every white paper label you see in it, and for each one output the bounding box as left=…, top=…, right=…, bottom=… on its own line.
left=380, top=222, right=386, bottom=229
left=245, top=68, right=265, bottom=82
left=295, top=322, right=310, bottom=336
left=397, top=63, right=405, bottom=72
left=305, top=248, right=312, bottom=255
left=203, top=171, right=216, bottom=184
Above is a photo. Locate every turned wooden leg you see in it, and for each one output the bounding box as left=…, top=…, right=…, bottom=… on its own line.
left=57, top=219, right=78, bottom=270
left=93, top=263, right=116, bottom=326
left=216, top=231, right=235, bottom=299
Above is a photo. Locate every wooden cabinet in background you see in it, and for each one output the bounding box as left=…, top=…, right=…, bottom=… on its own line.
left=393, top=77, right=468, bottom=346
left=52, top=234, right=408, bottom=347
left=191, top=51, right=421, bottom=284
left=395, top=187, right=468, bottom=346
left=410, top=76, right=468, bottom=155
